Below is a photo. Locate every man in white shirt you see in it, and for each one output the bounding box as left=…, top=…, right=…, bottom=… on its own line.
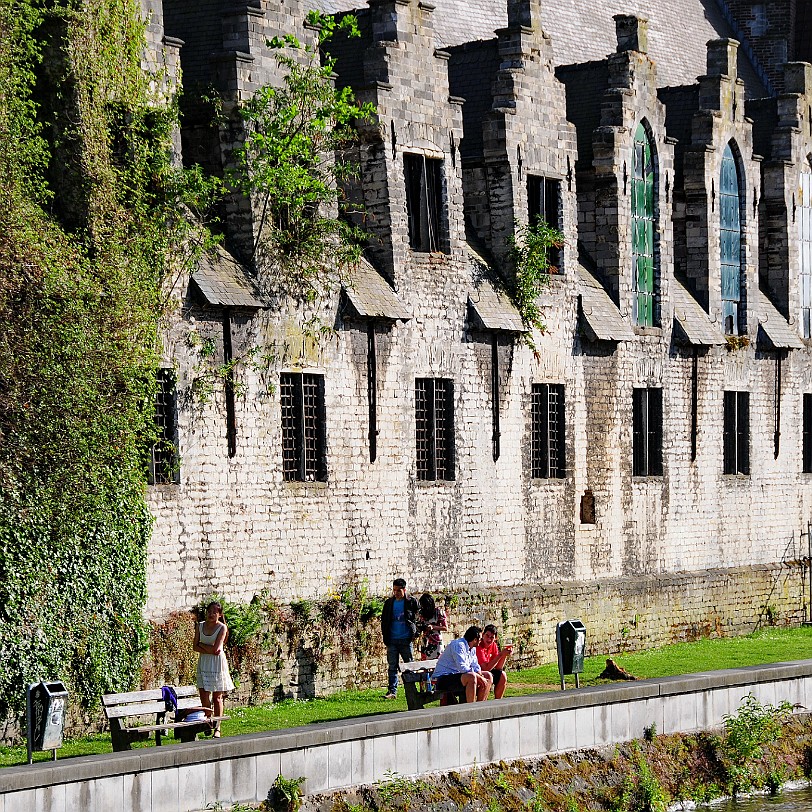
left=432, top=626, right=493, bottom=703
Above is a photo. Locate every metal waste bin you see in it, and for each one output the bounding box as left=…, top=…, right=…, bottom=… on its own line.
left=26, top=680, right=68, bottom=764
left=556, top=620, right=586, bottom=689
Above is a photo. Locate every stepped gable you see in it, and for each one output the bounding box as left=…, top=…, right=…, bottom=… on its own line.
left=312, top=0, right=767, bottom=96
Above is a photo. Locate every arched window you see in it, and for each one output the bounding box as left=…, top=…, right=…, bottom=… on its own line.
left=632, top=123, right=655, bottom=326
left=720, top=143, right=742, bottom=335
left=800, top=165, right=812, bottom=338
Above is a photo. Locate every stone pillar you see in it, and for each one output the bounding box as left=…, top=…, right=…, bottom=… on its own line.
left=614, top=14, right=648, bottom=54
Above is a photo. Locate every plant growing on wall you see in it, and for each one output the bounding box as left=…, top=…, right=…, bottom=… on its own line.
left=0, top=0, right=219, bottom=720
left=231, top=11, right=375, bottom=301
left=506, top=218, right=564, bottom=342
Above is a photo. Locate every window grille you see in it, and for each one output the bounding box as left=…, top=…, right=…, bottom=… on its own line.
left=149, top=368, right=179, bottom=485
left=531, top=383, right=566, bottom=478
left=404, top=153, right=445, bottom=253
left=720, top=144, right=743, bottom=335
left=723, top=390, right=750, bottom=475
left=632, top=123, right=656, bottom=326
left=803, top=394, right=812, bottom=473
left=527, top=175, right=563, bottom=271
left=280, top=372, right=327, bottom=482
left=800, top=171, right=812, bottom=338
left=415, top=378, right=455, bottom=481
left=632, top=387, right=663, bottom=477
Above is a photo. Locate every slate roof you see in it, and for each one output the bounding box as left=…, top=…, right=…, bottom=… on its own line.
left=342, top=258, right=411, bottom=320
left=577, top=264, right=633, bottom=342
left=191, top=245, right=264, bottom=308
left=672, top=277, right=725, bottom=346
left=313, top=0, right=767, bottom=97
left=466, top=242, right=525, bottom=332
left=757, top=289, right=804, bottom=350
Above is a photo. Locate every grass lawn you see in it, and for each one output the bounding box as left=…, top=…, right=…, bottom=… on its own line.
left=5, top=625, right=811, bottom=769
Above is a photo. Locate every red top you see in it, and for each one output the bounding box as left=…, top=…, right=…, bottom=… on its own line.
left=476, top=641, right=498, bottom=668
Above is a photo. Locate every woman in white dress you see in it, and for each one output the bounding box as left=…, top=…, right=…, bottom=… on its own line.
left=194, top=601, right=234, bottom=737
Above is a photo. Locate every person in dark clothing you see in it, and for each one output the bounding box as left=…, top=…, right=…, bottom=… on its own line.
left=380, top=577, right=419, bottom=699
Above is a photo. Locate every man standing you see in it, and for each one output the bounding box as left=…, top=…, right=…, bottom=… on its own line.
left=380, top=577, right=419, bottom=699
left=433, top=626, right=493, bottom=703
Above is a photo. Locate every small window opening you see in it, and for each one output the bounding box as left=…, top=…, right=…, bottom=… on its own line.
left=527, top=175, right=563, bottom=271
left=404, top=153, right=446, bottom=253
left=415, top=378, right=455, bottom=480
left=149, top=368, right=179, bottom=485
left=531, top=383, right=566, bottom=478
left=632, top=387, right=663, bottom=477
left=280, top=372, right=327, bottom=482
left=723, top=390, right=750, bottom=475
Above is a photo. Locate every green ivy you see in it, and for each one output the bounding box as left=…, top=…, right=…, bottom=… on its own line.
left=0, top=0, right=214, bottom=722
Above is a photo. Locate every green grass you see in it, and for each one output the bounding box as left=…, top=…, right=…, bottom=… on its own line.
left=5, top=625, right=811, bottom=769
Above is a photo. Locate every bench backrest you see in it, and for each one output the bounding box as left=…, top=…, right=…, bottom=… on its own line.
left=102, top=686, right=201, bottom=720
left=400, top=659, right=438, bottom=673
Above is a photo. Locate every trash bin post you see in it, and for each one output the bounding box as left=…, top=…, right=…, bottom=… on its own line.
left=26, top=680, right=68, bottom=764
left=556, top=620, right=586, bottom=690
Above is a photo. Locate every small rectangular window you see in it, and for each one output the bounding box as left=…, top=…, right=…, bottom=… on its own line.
left=404, top=153, right=446, bottom=253
left=415, top=378, right=455, bottom=481
left=803, top=394, right=812, bottom=473
left=632, top=387, right=663, bottom=477
left=527, top=175, right=562, bottom=271
left=149, top=368, right=179, bottom=485
left=280, top=372, right=327, bottom=482
left=723, top=390, right=750, bottom=475
left=531, top=383, right=566, bottom=478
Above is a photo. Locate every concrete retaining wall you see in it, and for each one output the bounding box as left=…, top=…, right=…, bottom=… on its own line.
left=3, top=660, right=812, bottom=812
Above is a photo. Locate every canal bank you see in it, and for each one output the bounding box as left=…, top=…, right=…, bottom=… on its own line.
left=2, top=660, right=811, bottom=812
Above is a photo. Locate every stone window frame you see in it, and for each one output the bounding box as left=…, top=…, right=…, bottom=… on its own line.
left=720, top=141, right=745, bottom=336
left=415, top=377, right=455, bottom=481
left=632, top=387, right=663, bottom=477
left=799, top=161, right=812, bottom=339
left=280, top=372, right=328, bottom=483
left=527, top=174, right=564, bottom=274
left=723, top=390, right=750, bottom=476
left=631, top=121, right=659, bottom=327
left=403, top=152, right=449, bottom=254
left=803, top=393, right=812, bottom=474
left=530, top=383, right=566, bottom=479
left=148, top=367, right=180, bottom=485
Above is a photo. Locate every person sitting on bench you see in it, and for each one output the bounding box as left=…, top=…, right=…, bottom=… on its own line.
left=475, top=624, right=513, bottom=699
left=432, top=626, right=493, bottom=703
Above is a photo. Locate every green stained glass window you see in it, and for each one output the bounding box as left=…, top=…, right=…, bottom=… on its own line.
left=720, top=143, right=742, bottom=335
left=632, top=123, right=655, bottom=326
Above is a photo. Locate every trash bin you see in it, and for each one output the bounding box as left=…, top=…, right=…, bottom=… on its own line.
left=556, top=620, right=586, bottom=689
left=26, top=680, right=68, bottom=764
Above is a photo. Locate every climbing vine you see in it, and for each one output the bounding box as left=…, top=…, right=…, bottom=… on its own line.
left=0, top=0, right=213, bottom=722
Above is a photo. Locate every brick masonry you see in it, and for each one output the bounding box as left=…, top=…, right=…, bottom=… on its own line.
left=145, top=0, right=812, bottom=684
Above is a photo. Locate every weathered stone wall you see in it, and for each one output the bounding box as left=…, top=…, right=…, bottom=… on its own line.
left=142, top=0, right=812, bottom=668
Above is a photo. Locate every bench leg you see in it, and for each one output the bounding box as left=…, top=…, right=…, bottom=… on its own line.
left=109, top=719, right=131, bottom=752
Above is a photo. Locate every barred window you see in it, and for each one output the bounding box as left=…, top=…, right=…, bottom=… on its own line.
left=804, top=394, right=812, bottom=473
left=404, top=153, right=446, bottom=253
left=632, top=388, right=663, bottom=477
left=527, top=175, right=563, bottom=271
left=723, top=390, right=750, bottom=475
left=149, top=368, right=179, bottom=485
left=531, top=383, right=566, bottom=478
left=280, top=373, right=327, bottom=482
left=415, top=378, right=454, bottom=481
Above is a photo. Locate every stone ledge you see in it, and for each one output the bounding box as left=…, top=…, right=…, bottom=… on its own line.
left=2, top=660, right=810, bottom=793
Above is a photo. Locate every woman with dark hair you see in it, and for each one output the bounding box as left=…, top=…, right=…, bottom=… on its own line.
left=194, top=601, right=234, bottom=737
left=475, top=623, right=513, bottom=699
left=417, top=593, right=448, bottom=659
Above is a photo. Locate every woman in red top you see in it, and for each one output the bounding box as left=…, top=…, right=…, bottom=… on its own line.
left=475, top=624, right=513, bottom=699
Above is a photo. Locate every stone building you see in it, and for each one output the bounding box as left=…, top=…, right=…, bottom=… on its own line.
left=144, top=0, right=812, bottom=664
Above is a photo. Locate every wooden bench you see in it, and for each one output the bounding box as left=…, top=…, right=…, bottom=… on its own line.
left=102, top=686, right=228, bottom=751
left=401, top=659, right=466, bottom=711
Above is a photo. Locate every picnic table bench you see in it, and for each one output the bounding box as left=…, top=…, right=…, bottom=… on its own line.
left=401, top=659, right=466, bottom=711
left=102, top=686, right=228, bottom=751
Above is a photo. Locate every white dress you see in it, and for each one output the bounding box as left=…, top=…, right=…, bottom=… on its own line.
left=196, top=621, right=235, bottom=692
